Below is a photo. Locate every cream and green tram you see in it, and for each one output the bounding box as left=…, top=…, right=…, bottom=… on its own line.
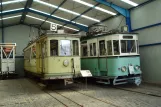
left=24, top=34, right=81, bottom=82
left=81, top=33, right=142, bottom=86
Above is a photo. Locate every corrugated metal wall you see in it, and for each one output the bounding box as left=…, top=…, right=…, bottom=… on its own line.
left=131, top=0, right=161, bottom=84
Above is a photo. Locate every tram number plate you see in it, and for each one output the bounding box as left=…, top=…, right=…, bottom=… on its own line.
left=129, top=65, right=135, bottom=74
left=80, top=70, right=92, bottom=77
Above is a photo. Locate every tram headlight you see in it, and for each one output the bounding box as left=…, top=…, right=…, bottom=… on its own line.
left=63, top=60, right=69, bottom=67
left=121, top=66, right=126, bottom=72
left=135, top=65, right=140, bottom=70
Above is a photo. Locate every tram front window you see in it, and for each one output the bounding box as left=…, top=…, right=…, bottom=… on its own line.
left=60, top=40, right=71, bottom=56
left=72, top=40, right=79, bottom=56
left=113, top=40, right=120, bottom=55
left=50, top=40, right=58, bottom=56
left=121, top=40, right=136, bottom=53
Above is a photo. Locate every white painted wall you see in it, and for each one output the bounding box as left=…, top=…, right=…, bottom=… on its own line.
left=4, top=24, right=39, bottom=56
left=131, top=0, right=161, bottom=84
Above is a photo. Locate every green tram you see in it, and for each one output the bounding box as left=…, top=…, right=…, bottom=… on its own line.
left=81, top=33, right=142, bottom=86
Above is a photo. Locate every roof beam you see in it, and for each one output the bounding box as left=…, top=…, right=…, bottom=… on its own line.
left=20, top=0, right=33, bottom=24
left=95, top=0, right=131, bottom=32
left=40, top=0, right=67, bottom=26
left=27, top=8, right=88, bottom=32
left=0, top=9, right=25, bottom=16
left=60, top=3, right=100, bottom=29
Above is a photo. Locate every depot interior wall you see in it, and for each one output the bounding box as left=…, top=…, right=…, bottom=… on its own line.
left=0, top=29, right=2, bottom=42
left=3, top=24, right=39, bottom=77
left=131, top=0, right=161, bottom=84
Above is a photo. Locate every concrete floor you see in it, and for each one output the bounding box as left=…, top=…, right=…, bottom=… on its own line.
left=0, top=79, right=161, bottom=107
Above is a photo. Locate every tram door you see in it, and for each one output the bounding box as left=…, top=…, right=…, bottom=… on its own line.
left=87, top=39, right=99, bottom=76
left=39, top=41, right=46, bottom=74
left=98, top=38, right=108, bottom=76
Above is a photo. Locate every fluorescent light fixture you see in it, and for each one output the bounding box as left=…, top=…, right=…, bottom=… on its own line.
left=33, top=0, right=100, bottom=22
left=81, top=15, right=100, bottom=22
left=59, top=7, right=80, bottom=16
left=53, top=15, right=88, bottom=27
left=29, top=8, right=50, bottom=15
left=64, top=26, right=79, bottom=31
left=2, top=8, right=24, bottom=13
left=120, top=0, right=138, bottom=6
left=26, top=15, right=45, bottom=21
left=72, top=0, right=93, bottom=7
left=52, top=15, right=70, bottom=22
left=72, top=0, right=116, bottom=15
left=2, top=0, right=26, bottom=5
left=0, top=15, right=22, bottom=20
left=30, top=8, right=88, bottom=27
left=26, top=15, right=79, bottom=31
left=34, top=0, right=58, bottom=8
left=71, top=21, right=88, bottom=27
left=95, top=7, right=116, bottom=15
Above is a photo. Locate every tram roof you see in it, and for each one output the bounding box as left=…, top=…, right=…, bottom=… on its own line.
left=81, top=32, right=138, bottom=41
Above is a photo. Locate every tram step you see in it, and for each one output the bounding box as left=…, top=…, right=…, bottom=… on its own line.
left=96, top=81, right=110, bottom=84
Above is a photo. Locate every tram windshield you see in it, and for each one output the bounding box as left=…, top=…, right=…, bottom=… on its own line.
left=60, top=40, right=71, bottom=56
left=121, top=40, right=136, bottom=53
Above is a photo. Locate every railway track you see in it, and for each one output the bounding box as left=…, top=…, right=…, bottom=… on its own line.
left=44, top=90, right=83, bottom=107
left=113, top=86, right=161, bottom=97
left=69, top=88, right=119, bottom=107
left=27, top=79, right=119, bottom=107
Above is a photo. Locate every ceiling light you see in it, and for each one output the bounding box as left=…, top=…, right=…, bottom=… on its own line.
left=2, top=8, right=24, bottom=13
left=26, top=15, right=79, bottom=31
left=59, top=7, right=80, bottom=16
left=64, top=26, right=79, bottom=31
left=95, top=7, right=116, bottom=15
left=26, top=15, right=45, bottom=21
left=120, top=0, right=138, bottom=6
left=29, top=8, right=50, bottom=15
left=52, top=15, right=70, bottom=21
left=73, top=0, right=93, bottom=7
left=0, top=15, right=22, bottom=20
left=33, top=0, right=100, bottom=22
left=30, top=8, right=88, bottom=27
left=72, top=0, right=116, bottom=15
left=53, top=15, right=88, bottom=27
left=81, top=15, right=100, bottom=22
left=34, top=0, right=58, bottom=8
left=2, top=0, right=26, bottom=5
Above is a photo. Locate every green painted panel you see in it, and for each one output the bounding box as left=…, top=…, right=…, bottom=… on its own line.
left=81, top=56, right=141, bottom=77
left=107, top=56, right=141, bottom=76
left=81, top=58, right=100, bottom=76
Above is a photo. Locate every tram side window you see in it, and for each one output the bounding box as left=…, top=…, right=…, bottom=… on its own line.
left=60, top=40, right=71, bottom=56
left=107, top=41, right=112, bottom=55
left=121, top=40, right=136, bottom=53
left=99, top=40, right=106, bottom=56
left=31, top=46, right=36, bottom=59
left=113, top=40, right=120, bottom=55
left=136, top=40, right=139, bottom=54
left=50, top=40, right=58, bottom=56
left=90, top=43, right=93, bottom=56
left=73, top=40, right=79, bottom=56
left=93, top=43, right=96, bottom=56
left=25, top=48, right=31, bottom=59
left=81, top=44, right=87, bottom=56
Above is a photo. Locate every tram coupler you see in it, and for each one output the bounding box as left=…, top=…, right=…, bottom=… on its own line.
left=64, top=78, right=73, bottom=86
